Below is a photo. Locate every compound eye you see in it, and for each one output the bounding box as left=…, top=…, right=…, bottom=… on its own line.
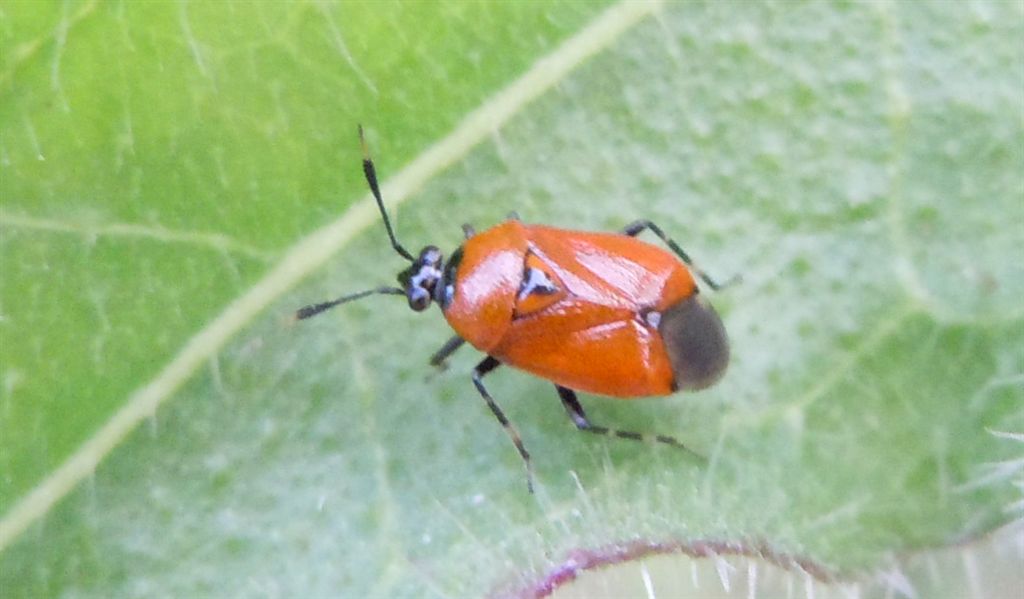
left=408, top=287, right=431, bottom=311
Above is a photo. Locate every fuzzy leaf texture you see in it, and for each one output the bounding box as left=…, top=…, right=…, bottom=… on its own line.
left=1, top=1, right=1021, bottom=598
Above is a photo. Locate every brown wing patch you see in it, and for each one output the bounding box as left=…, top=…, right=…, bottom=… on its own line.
left=513, top=251, right=567, bottom=318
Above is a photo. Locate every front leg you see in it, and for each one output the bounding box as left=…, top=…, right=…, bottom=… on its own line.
left=429, top=335, right=466, bottom=371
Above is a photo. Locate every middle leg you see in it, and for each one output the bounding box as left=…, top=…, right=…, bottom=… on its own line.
left=473, top=356, right=534, bottom=492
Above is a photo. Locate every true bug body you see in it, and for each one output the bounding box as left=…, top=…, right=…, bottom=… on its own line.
left=443, top=221, right=727, bottom=397
left=297, top=127, right=731, bottom=492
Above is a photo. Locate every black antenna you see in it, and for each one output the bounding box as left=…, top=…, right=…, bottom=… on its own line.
left=359, top=125, right=415, bottom=262
left=295, top=286, right=405, bottom=321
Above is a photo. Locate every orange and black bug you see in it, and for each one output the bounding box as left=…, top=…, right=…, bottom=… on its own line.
left=297, top=127, right=732, bottom=492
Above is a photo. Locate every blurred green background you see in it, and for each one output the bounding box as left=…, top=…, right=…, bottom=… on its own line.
left=1, top=1, right=1021, bottom=597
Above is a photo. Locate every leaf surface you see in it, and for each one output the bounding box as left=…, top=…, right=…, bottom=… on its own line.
left=1, top=1, right=1021, bottom=597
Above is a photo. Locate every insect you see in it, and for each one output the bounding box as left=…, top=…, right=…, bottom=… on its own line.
left=297, top=127, right=731, bottom=492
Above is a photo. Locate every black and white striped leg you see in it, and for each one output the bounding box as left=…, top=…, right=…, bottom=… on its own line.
left=473, top=356, right=534, bottom=493
left=621, top=219, right=738, bottom=291
left=555, top=385, right=703, bottom=459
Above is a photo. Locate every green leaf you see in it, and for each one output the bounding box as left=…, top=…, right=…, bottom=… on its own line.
left=2, top=1, right=1021, bottom=597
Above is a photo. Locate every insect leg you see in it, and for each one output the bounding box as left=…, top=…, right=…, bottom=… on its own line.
left=473, top=356, right=534, bottom=493
left=294, top=286, right=405, bottom=320
left=429, top=335, right=466, bottom=370
left=461, top=223, right=476, bottom=239
left=555, top=385, right=704, bottom=460
left=621, top=219, right=738, bottom=291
